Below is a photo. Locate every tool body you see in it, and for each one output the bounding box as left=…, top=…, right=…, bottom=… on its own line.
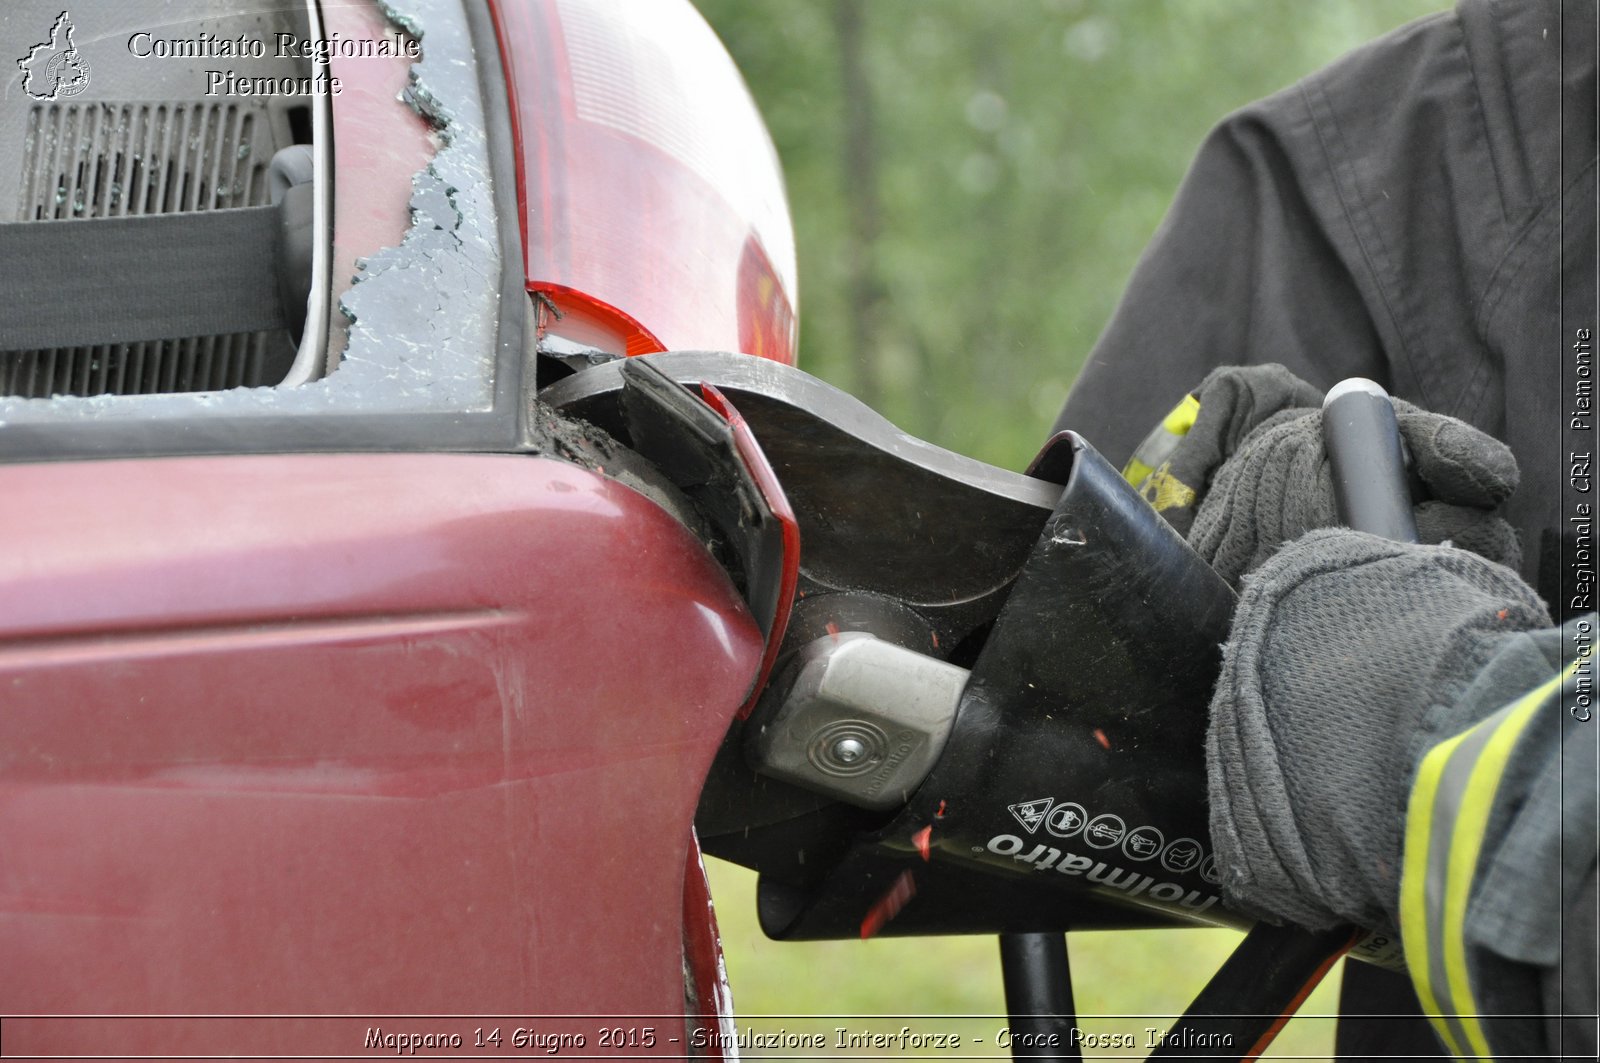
left=545, top=355, right=1422, bottom=959
left=751, top=434, right=1237, bottom=934
left=546, top=355, right=1422, bottom=1060
left=547, top=353, right=1238, bottom=936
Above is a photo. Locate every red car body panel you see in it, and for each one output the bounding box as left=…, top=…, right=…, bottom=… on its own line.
left=0, top=454, right=762, bottom=1050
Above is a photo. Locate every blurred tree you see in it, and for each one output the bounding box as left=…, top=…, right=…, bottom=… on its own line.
left=832, top=0, right=890, bottom=411
left=695, top=0, right=1447, bottom=470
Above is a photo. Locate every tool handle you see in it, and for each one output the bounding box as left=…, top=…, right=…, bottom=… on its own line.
left=1322, top=378, right=1419, bottom=543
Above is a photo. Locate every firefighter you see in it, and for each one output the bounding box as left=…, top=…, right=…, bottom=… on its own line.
left=1054, top=1, right=1597, bottom=1058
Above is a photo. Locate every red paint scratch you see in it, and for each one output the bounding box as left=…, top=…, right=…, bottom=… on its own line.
left=1093, top=728, right=1111, bottom=750
left=912, top=825, right=932, bottom=862
left=931, top=631, right=940, bottom=649
left=826, top=621, right=840, bottom=641
left=935, top=800, right=948, bottom=819
left=1496, top=609, right=1509, bottom=621
left=859, top=870, right=917, bottom=940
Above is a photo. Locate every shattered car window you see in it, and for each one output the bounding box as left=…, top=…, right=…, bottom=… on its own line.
left=0, top=0, right=503, bottom=428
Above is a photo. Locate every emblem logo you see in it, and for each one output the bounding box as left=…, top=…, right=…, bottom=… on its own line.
left=18, top=12, right=91, bottom=101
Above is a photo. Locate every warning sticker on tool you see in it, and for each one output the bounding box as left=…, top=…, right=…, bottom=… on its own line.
left=1160, top=837, right=1204, bottom=874
left=1122, top=825, right=1164, bottom=861
left=994, top=797, right=1215, bottom=896
left=1007, top=798, right=1053, bottom=833
left=1044, top=802, right=1086, bottom=839
left=1083, top=813, right=1126, bottom=849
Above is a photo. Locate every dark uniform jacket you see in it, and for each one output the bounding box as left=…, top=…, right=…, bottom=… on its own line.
left=1057, top=0, right=1595, bottom=613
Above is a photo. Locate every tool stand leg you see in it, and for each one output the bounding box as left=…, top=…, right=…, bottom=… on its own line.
left=999, top=932, right=1080, bottom=1061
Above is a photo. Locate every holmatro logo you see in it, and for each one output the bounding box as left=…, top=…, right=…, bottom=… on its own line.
left=18, top=11, right=92, bottom=101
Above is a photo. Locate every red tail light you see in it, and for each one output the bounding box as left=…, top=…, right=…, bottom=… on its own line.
left=489, top=0, right=799, bottom=364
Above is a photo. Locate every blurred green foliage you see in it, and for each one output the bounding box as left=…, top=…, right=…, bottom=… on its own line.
left=694, top=0, right=1446, bottom=471
left=692, top=2, right=1447, bottom=1057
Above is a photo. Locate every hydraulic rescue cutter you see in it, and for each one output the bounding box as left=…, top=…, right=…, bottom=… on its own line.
left=541, top=350, right=1402, bottom=1057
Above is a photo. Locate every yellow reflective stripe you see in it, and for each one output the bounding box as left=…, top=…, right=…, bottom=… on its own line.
left=1122, top=393, right=1201, bottom=487
left=1401, top=664, right=1573, bottom=1061
left=1162, top=393, right=1201, bottom=435
left=1443, top=670, right=1562, bottom=1059
left=1402, top=726, right=1474, bottom=1057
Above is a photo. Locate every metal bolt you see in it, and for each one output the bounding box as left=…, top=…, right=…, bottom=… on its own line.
left=831, top=737, right=868, bottom=764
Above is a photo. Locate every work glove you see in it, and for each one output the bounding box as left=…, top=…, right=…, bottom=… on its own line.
left=1125, top=365, right=1521, bottom=586
left=1207, top=527, right=1553, bottom=932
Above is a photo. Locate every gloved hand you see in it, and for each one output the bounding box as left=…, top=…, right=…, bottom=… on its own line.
left=1128, top=365, right=1521, bottom=586
left=1206, top=527, right=1553, bottom=932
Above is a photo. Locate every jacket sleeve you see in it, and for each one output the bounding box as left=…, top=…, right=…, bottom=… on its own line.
left=1399, top=622, right=1598, bottom=1059
left=1206, top=528, right=1597, bottom=1060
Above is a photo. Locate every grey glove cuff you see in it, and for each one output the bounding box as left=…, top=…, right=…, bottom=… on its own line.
left=1206, top=528, right=1550, bottom=931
